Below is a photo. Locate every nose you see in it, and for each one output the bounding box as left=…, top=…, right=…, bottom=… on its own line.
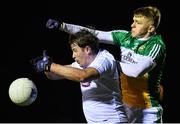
left=131, top=22, right=135, bottom=28
left=72, top=52, right=75, bottom=59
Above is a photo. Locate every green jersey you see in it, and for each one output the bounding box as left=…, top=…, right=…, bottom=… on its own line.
left=112, top=31, right=166, bottom=108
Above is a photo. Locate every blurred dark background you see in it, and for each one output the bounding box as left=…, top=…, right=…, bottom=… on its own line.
left=2, top=0, right=179, bottom=123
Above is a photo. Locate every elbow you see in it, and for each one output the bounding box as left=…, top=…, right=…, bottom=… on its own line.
left=121, top=67, right=142, bottom=78
left=122, top=67, right=148, bottom=78
left=77, top=72, right=89, bottom=82
left=79, top=78, right=86, bottom=82
left=79, top=76, right=89, bottom=82
left=78, top=72, right=94, bottom=82
left=128, top=65, right=154, bottom=78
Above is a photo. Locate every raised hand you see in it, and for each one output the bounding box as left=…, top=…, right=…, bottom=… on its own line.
left=46, top=19, right=61, bottom=29
left=31, top=50, right=52, bottom=72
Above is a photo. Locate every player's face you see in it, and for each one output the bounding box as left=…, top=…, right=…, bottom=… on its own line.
left=71, top=43, right=88, bottom=68
left=131, top=15, right=153, bottom=38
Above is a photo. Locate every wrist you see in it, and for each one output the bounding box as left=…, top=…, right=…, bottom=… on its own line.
left=45, top=62, right=52, bottom=72
left=59, top=22, right=65, bottom=30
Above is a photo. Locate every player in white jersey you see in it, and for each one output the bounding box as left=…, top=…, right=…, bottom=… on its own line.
left=45, top=6, right=166, bottom=123
left=31, top=29, right=128, bottom=123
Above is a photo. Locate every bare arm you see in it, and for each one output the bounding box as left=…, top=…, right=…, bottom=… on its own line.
left=45, top=65, right=71, bottom=80
left=48, top=63, right=100, bottom=82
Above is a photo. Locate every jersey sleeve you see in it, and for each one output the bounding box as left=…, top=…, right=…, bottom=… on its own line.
left=61, top=23, right=119, bottom=45
left=61, top=23, right=88, bottom=34
left=119, top=57, right=154, bottom=77
left=88, top=50, right=115, bottom=77
left=111, top=30, right=129, bottom=45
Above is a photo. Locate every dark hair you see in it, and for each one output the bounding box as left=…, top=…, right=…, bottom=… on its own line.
left=69, top=29, right=99, bottom=54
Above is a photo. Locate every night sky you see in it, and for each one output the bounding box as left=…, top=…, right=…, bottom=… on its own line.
left=2, top=1, right=179, bottom=122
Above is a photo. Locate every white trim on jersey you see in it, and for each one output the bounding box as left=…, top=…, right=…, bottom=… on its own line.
left=148, top=44, right=161, bottom=60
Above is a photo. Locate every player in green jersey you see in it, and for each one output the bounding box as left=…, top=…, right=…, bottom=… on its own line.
left=46, top=6, right=166, bottom=123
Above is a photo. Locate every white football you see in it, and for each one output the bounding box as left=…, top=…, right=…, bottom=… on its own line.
left=8, top=78, right=38, bottom=106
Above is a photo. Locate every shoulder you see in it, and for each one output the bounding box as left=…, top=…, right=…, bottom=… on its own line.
left=99, top=49, right=114, bottom=58
left=146, top=35, right=166, bottom=60
left=111, top=30, right=132, bottom=44
left=149, top=34, right=166, bottom=48
left=111, top=30, right=130, bottom=37
left=89, top=50, right=115, bottom=70
left=97, top=49, right=116, bottom=64
left=144, top=34, right=166, bottom=54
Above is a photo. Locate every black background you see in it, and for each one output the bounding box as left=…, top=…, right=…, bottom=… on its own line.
left=2, top=0, right=179, bottom=123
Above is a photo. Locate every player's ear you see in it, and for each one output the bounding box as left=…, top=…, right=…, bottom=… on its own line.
left=148, top=25, right=155, bottom=33
left=85, top=46, right=92, bottom=55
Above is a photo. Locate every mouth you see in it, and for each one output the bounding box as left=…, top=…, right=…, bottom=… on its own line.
left=131, top=29, right=134, bottom=33
left=75, top=59, right=79, bottom=64
left=131, top=30, right=135, bottom=36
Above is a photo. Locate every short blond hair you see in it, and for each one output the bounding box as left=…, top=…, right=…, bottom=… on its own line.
left=134, top=6, right=161, bottom=29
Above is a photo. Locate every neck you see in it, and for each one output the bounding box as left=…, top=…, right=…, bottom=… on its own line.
left=83, top=52, right=98, bottom=69
left=138, top=32, right=156, bottom=40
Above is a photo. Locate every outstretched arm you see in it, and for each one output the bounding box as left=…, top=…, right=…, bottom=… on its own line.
left=44, top=65, right=71, bottom=80
left=61, top=23, right=114, bottom=44
left=46, top=19, right=115, bottom=44
left=49, top=63, right=100, bottom=82
left=31, top=50, right=99, bottom=82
